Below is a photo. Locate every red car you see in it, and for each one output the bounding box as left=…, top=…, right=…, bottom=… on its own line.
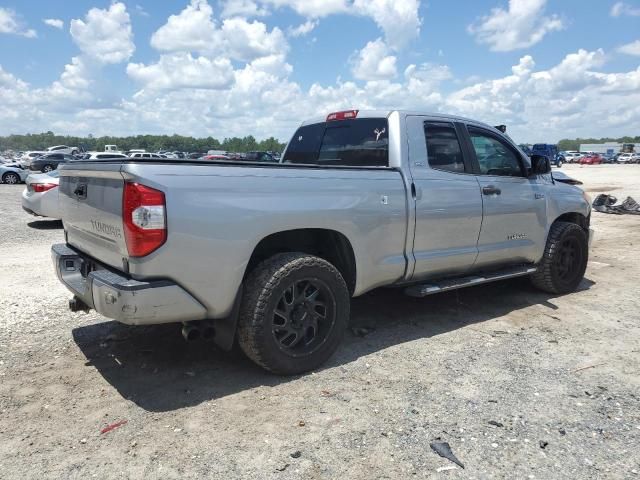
left=579, top=154, right=603, bottom=165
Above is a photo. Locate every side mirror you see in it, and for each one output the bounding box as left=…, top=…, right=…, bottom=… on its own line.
left=530, top=154, right=551, bottom=175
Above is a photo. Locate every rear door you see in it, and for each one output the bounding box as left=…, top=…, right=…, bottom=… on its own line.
left=464, top=125, right=547, bottom=268
left=406, top=116, right=483, bottom=280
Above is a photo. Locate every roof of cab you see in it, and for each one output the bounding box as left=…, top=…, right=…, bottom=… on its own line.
left=299, top=110, right=498, bottom=132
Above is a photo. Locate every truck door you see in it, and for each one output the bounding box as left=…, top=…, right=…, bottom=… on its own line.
left=406, top=116, right=483, bottom=280
left=464, top=125, right=548, bottom=269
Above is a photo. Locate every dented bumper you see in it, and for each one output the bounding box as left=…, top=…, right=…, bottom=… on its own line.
left=51, top=243, right=207, bottom=325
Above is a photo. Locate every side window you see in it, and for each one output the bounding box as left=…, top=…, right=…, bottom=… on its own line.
left=468, top=128, right=523, bottom=177
left=424, top=122, right=466, bottom=173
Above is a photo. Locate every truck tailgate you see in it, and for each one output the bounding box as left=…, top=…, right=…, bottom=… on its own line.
left=59, top=163, right=129, bottom=270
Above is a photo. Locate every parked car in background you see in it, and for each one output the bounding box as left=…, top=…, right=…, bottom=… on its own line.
left=203, top=154, right=230, bottom=161
left=532, top=144, right=563, bottom=167
left=579, top=153, right=603, bottom=165
left=1, top=163, right=30, bottom=184
left=129, top=153, right=165, bottom=159
left=18, top=151, right=46, bottom=167
left=22, top=171, right=60, bottom=219
left=87, top=153, right=129, bottom=160
left=245, top=151, right=277, bottom=162
left=617, top=153, right=635, bottom=164
left=46, top=145, right=80, bottom=155
left=30, top=153, right=77, bottom=173
left=561, top=152, right=582, bottom=163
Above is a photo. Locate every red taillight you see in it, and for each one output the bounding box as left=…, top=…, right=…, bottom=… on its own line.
left=123, top=182, right=166, bottom=257
left=32, top=183, right=58, bottom=193
left=326, top=110, right=359, bottom=122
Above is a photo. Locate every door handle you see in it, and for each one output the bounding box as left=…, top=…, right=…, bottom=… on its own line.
left=482, top=185, right=501, bottom=196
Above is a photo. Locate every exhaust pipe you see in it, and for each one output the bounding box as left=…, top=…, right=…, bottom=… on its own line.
left=69, top=296, right=90, bottom=313
left=182, top=324, right=201, bottom=342
left=181, top=321, right=216, bottom=341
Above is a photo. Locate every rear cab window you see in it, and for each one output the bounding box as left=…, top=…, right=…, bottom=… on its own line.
left=283, top=117, right=389, bottom=167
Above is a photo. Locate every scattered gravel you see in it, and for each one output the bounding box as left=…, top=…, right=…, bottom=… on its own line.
left=1, top=165, right=639, bottom=479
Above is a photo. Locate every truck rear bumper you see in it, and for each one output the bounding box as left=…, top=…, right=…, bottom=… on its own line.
left=52, top=243, right=207, bottom=325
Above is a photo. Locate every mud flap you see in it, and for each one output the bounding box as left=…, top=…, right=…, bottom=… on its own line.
left=213, top=285, right=243, bottom=351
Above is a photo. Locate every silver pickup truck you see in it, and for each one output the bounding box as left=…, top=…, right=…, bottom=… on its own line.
left=52, top=110, right=593, bottom=374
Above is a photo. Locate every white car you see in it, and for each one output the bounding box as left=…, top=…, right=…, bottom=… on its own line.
left=562, top=152, right=583, bottom=163
left=617, top=153, right=636, bottom=163
left=86, top=152, right=129, bottom=160
left=22, top=171, right=60, bottom=219
left=18, top=151, right=46, bottom=167
left=129, top=152, right=165, bottom=159
left=47, top=145, right=80, bottom=155
left=1, top=163, right=30, bottom=184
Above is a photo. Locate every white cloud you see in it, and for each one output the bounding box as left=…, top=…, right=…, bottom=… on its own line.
left=0, top=7, right=37, bottom=38
left=352, top=0, right=421, bottom=49
left=288, top=20, right=318, bottom=37
left=221, top=18, right=288, bottom=61
left=127, top=53, right=235, bottom=91
left=70, top=2, right=134, bottom=64
left=43, top=18, right=64, bottom=29
left=151, top=0, right=218, bottom=53
left=610, top=2, right=640, bottom=17
left=241, top=0, right=420, bottom=47
left=468, top=0, right=564, bottom=52
left=135, top=5, right=150, bottom=17
left=261, top=0, right=349, bottom=18
left=351, top=38, right=398, bottom=81
left=221, top=0, right=269, bottom=18
left=129, top=2, right=288, bottom=94
left=618, top=39, right=640, bottom=56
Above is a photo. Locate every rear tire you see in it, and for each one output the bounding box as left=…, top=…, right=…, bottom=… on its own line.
left=531, top=222, right=588, bottom=294
left=42, top=165, right=54, bottom=173
left=2, top=172, right=20, bottom=184
left=237, top=253, right=350, bottom=375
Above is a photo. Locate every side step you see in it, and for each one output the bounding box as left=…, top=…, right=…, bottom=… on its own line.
left=404, top=265, right=538, bottom=298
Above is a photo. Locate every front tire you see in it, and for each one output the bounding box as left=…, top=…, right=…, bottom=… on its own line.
left=2, top=172, right=20, bottom=184
left=531, top=222, right=588, bottom=294
left=237, top=253, right=350, bottom=375
left=42, top=165, right=54, bottom=173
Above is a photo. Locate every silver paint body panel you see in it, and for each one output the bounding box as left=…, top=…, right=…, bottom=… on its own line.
left=55, top=110, right=591, bottom=323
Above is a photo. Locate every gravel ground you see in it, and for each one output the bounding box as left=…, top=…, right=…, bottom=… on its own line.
left=1, top=164, right=639, bottom=479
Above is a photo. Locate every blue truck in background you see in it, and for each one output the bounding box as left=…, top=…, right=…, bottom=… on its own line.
left=531, top=144, right=563, bottom=168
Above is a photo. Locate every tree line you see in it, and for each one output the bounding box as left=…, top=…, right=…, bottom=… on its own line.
left=557, top=136, right=640, bottom=152
left=0, top=131, right=287, bottom=154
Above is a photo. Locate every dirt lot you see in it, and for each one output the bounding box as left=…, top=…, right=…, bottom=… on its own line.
left=1, top=165, right=639, bottom=479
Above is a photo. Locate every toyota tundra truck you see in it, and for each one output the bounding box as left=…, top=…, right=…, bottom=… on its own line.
left=52, top=110, right=593, bottom=374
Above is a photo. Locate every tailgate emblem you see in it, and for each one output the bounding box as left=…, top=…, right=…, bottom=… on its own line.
left=74, top=183, right=87, bottom=199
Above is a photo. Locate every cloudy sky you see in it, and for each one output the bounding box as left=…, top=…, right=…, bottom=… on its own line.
left=0, top=0, right=639, bottom=143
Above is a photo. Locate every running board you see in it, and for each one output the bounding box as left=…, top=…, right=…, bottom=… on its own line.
left=404, top=266, right=538, bottom=298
